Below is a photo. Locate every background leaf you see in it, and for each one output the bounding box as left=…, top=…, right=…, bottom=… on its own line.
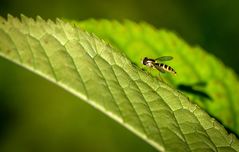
left=74, top=19, right=239, bottom=135
left=0, top=15, right=239, bottom=151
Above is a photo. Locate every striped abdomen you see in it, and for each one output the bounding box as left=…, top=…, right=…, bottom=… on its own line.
left=155, top=63, right=176, bottom=75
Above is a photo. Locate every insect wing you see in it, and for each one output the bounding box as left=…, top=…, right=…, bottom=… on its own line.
left=155, top=56, right=173, bottom=61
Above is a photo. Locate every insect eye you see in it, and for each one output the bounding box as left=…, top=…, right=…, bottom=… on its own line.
left=142, top=57, right=148, bottom=65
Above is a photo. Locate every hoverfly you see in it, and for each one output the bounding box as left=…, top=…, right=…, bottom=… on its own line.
left=142, top=56, right=176, bottom=75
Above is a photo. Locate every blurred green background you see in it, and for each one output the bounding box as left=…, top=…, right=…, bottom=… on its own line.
left=0, top=0, right=239, bottom=151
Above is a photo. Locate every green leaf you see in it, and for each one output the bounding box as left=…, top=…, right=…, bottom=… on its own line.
left=74, top=19, right=239, bottom=136
left=0, top=15, right=239, bottom=152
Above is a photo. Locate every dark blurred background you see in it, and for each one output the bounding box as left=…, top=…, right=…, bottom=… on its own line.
left=0, top=0, right=239, bottom=151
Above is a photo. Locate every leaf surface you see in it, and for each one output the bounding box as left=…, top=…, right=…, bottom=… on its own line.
left=77, top=19, right=239, bottom=135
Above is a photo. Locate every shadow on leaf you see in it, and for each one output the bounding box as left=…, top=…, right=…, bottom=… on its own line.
left=177, top=81, right=212, bottom=102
